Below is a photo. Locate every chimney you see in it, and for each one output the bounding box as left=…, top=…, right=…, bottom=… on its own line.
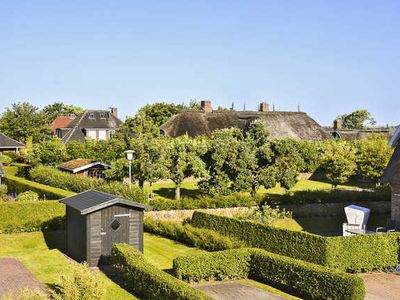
left=334, top=119, right=342, bottom=130
left=110, top=107, right=118, bottom=118
left=259, top=102, right=269, bottom=112
left=200, top=100, right=212, bottom=113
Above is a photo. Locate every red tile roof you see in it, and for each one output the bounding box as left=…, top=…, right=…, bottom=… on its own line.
left=51, top=116, right=76, bottom=133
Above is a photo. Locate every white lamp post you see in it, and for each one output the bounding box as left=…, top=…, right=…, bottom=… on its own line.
left=125, top=150, right=134, bottom=190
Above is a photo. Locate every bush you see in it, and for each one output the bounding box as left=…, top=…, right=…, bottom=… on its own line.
left=0, top=201, right=65, bottom=233
left=2, top=288, right=48, bottom=300
left=191, top=212, right=400, bottom=272
left=144, top=218, right=245, bottom=251
left=4, top=174, right=74, bottom=200
left=30, top=166, right=147, bottom=204
left=111, top=243, right=211, bottom=300
left=0, top=155, right=13, bottom=165
left=17, top=191, right=39, bottom=202
left=53, top=263, right=105, bottom=300
left=152, top=193, right=263, bottom=210
left=173, top=248, right=365, bottom=300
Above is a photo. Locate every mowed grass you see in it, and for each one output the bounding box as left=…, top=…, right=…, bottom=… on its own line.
left=0, top=231, right=205, bottom=299
left=143, top=233, right=206, bottom=270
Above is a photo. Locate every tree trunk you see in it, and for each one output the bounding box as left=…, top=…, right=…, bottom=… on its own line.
left=138, top=179, right=144, bottom=190
left=175, top=184, right=181, bottom=201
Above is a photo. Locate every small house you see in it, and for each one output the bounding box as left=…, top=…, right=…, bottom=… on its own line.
left=58, top=159, right=111, bottom=179
left=60, top=190, right=151, bottom=266
left=0, top=132, right=26, bottom=153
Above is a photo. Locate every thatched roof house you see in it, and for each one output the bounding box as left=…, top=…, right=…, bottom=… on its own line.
left=160, top=101, right=329, bottom=141
left=381, top=126, right=400, bottom=228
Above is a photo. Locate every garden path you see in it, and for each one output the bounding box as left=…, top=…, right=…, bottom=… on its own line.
left=195, top=281, right=286, bottom=300
left=360, top=272, right=400, bottom=300
left=0, top=258, right=46, bottom=296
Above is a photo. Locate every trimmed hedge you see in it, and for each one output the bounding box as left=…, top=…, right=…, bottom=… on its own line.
left=144, top=218, right=245, bottom=251
left=4, top=174, right=74, bottom=200
left=29, top=166, right=148, bottom=204
left=0, top=201, right=65, bottom=233
left=173, top=248, right=366, bottom=300
left=191, top=211, right=400, bottom=272
left=111, top=243, right=211, bottom=300
left=152, top=193, right=262, bottom=210
left=191, top=211, right=328, bottom=265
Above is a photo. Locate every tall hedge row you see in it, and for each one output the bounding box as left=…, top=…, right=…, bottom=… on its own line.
left=173, top=248, right=365, bottom=300
left=111, top=244, right=211, bottom=300
left=29, top=166, right=148, bottom=203
left=4, top=174, right=74, bottom=200
left=191, top=212, right=400, bottom=272
left=0, top=201, right=65, bottom=233
left=191, top=211, right=328, bottom=265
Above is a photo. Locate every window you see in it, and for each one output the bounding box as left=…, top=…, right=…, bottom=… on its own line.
left=110, top=219, right=121, bottom=231
left=89, top=113, right=95, bottom=119
left=86, top=130, right=96, bottom=139
left=100, top=113, right=105, bottom=119
left=98, top=130, right=106, bottom=140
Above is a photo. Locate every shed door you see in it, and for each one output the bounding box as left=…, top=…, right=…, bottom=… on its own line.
left=100, top=206, right=130, bottom=257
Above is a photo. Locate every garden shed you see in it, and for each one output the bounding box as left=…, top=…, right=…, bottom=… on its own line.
left=60, top=190, right=151, bottom=266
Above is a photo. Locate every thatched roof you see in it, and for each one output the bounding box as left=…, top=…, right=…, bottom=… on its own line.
left=330, top=129, right=392, bottom=141
left=160, top=111, right=330, bottom=140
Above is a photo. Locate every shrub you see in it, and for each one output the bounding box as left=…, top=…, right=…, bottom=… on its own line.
left=2, top=288, right=48, bottom=300
left=4, top=174, right=74, bottom=199
left=173, top=248, right=366, bottom=300
left=191, top=212, right=400, bottom=272
left=29, top=166, right=147, bottom=204
left=17, top=191, right=39, bottom=202
left=53, top=263, right=105, bottom=300
left=111, top=243, right=211, bottom=300
left=152, top=193, right=263, bottom=210
left=0, top=155, right=13, bottom=165
left=236, top=204, right=292, bottom=226
left=173, top=249, right=253, bottom=282
left=144, top=218, right=244, bottom=251
left=0, top=201, right=65, bottom=233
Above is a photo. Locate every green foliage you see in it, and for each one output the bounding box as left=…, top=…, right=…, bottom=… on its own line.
left=17, top=191, right=39, bottom=202
left=4, top=174, right=74, bottom=199
left=320, top=140, right=357, bottom=187
left=5, top=174, right=73, bottom=199
left=173, top=248, right=365, bottom=300
left=53, top=263, right=105, bottom=300
left=136, top=102, right=181, bottom=126
left=29, top=166, right=148, bottom=203
left=0, top=102, right=51, bottom=143
left=152, top=193, right=263, bottom=210
left=111, top=243, right=211, bottom=300
left=237, top=204, right=292, bottom=226
left=30, top=137, right=68, bottom=166
left=173, top=249, right=253, bottom=282
left=293, top=140, right=322, bottom=173
left=42, top=102, right=83, bottom=121
left=337, top=109, right=376, bottom=129
left=144, top=218, right=245, bottom=251
left=166, top=135, right=208, bottom=200
left=0, top=155, right=13, bottom=165
left=2, top=288, right=49, bottom=300
left=354, top=138, right=393, bottom=182
left=0, top=201, right=65, bottom=233
left=191, top=212, right=400, bottom=272
left=191, top=211, right=327, bottom=265
left=0, top=184, right=7, bottom=197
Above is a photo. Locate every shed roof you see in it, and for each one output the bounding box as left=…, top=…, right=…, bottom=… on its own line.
left=160, top=111, right=330, bottom=141
left=60, top=190, right=151, bottom=215
left=0, top=132, right=26, bottom=149
left=58, top=159, right=111, bottom=173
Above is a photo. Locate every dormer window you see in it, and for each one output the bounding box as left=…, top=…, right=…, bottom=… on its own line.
left=89, top=113, right=95, bottom=119
left=106, top=113, right=111, bottom=119
left=100, top=113, right=105, bottom=119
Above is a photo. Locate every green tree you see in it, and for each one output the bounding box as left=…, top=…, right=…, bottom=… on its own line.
left=320, top=140, right=357, bottom=187
left=166, top=135, right=207, bottom=200
left=0, top=102, right=51, bottom=143
left=356, top=138, right=393, bottom=184
left=31, top=137, right=68, bottom=166
left=336, top=109, right=376, bottom=129
left=42, top=102, right=83, bottom=121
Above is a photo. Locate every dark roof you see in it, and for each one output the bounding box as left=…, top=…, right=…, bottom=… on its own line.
left=0, top=163, right=5, bottom=176
left=330, top=129, right=392, bottom=141
left=62, top=110, right=122, bottom=144
left=0, top=132, right=26, bottom=149
left=60, top=190, right=151, bottom=215
left=160, top=111, right=330, bottom=141
left=381, top=142, right=400, bottom=185
left=58, top=159, right=111, bottom=173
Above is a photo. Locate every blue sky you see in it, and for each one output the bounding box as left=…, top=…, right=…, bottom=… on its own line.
left=0, top=0, right=399, bottom=125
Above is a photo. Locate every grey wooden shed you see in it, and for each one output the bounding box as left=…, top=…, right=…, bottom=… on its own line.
left=60, top=190, right=151, bottom=266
